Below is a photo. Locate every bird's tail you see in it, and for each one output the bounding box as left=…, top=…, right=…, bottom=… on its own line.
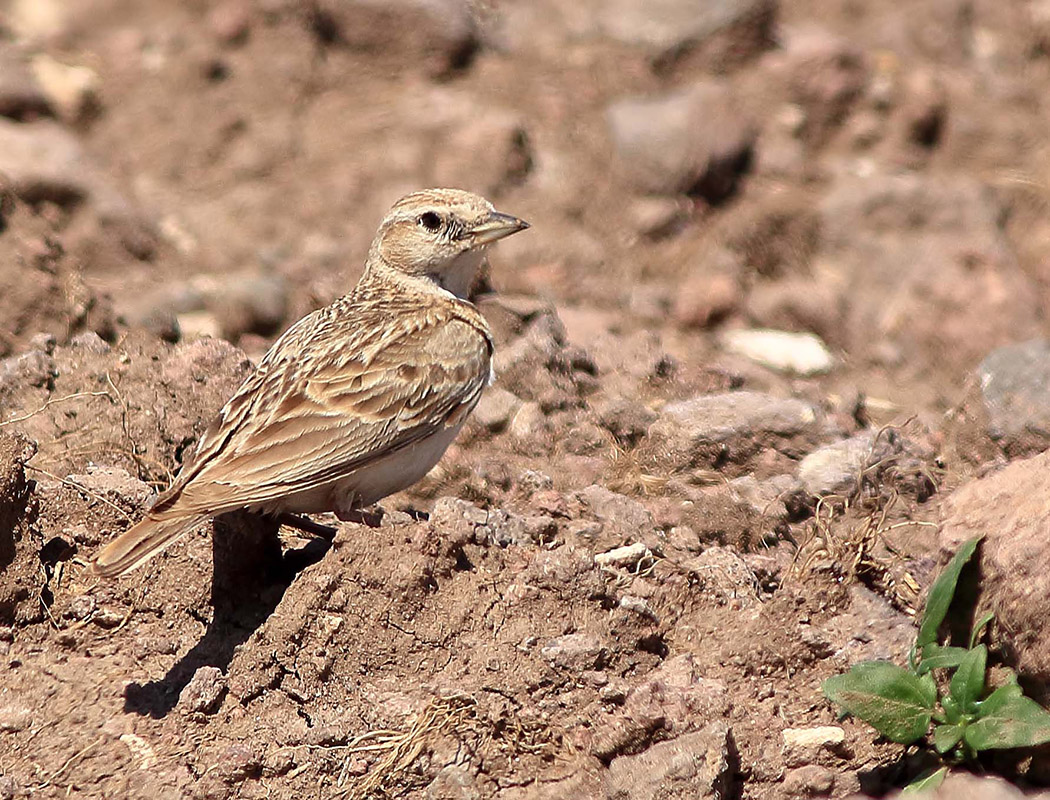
left=92, top=513, right=206, bottom=578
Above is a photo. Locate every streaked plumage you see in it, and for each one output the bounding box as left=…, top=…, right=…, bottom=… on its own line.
left=94, top=188, right=529, bottom=578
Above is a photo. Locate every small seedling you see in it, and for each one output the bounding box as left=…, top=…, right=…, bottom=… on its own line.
left=822, top=536, right=1050, bottom=791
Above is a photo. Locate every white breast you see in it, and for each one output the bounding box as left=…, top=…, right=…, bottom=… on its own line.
left=265, top=420, right=468, bottom=517
left=334, top=420, right=466, bottom=509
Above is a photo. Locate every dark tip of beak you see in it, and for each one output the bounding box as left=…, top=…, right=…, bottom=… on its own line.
left=471, top=211, right=530, bottom=244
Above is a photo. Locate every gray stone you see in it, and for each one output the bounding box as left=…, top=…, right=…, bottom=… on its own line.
left=540, top=632, right=606, bottom=670
left=607, top=81, right=755, bottom=200
left=782, top=765, right=835, bottom=797
left=782, top=726, right=845, bottom=767
left=69, top=331, right=111, bottom=354
left=0, top=350, right=55, bottom=389
left=210, top=272, right=289, bottom=340
left=595, top=396, right=660, bottom=445
left=977, top=339, right=1050, bottom=447
left=0, top=705, right=31, bottom=733
left=822, top=585, right=916, bottom=665
left=798, top=430, right=898, bottom=497
left=0, top=118, right=94, bottom=204
left=430, top=497, right=489, bottom=536
left=606, top=724, right=732, bottom=800
left=659, top=391, right=821, bottom=444
left=576, top=485, right=655, bottom=534
left=644, top=391, right=826, bottom=471
left=178, top=666, right=228, bottom=714
left=485, top=510, right=556, bottom=548
left=508, top=401, right=546, bottom=439
left=65, top=464, right=154, bottom=508
left=425, top=764, right=479, bottom=799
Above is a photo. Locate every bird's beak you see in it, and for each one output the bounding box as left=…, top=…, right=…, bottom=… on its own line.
left=469, top=211, right=530, bottom=245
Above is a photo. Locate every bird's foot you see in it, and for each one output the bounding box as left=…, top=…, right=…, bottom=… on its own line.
left=276, top=513, right=338, bottom=541
left=334, top=506, right=384, bottom=528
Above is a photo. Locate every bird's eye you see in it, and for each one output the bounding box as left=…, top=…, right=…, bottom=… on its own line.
left=418, top=212, right=442, bottom=232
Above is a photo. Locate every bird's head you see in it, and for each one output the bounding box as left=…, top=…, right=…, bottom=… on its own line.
left=368, top=188, right=529, bottom=298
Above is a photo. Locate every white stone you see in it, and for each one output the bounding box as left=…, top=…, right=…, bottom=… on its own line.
left=594, top=541, right=651, bottom=569
left=720, top=328, right=834, bottom=375
left=31, top=54, right=100, bottom=123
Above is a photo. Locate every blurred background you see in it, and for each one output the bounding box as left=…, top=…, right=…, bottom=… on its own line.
left=4, top=0, right=1050, bottom=419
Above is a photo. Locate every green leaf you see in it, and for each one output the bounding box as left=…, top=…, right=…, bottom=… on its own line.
left=933, top=723, right=965, bottom=754
left=976, top=683, right=1023, bottom=717
left=965, top=696, right=1050, bottom=750
left=942, top=693, right=962, bottom=725
left=916, top=644, right=969, bottom=674
left=902, top=766, right=948, bottom=794
left=949, top=645, right=986, bottom=714
left=969, top=611, right=994, bottom=649
left=917, top=536, right=982, bottom=650
left=823, top=661, right=935, bottom=744
left=917, top=672, right=938, bottom=708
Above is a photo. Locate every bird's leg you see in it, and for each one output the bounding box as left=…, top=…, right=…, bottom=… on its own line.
left=276, top=513, right=338, bottom=541
left=334, top=506, right=384, bottom=528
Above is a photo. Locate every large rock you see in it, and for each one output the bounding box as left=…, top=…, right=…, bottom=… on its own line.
left=597, top=0, right=776, bottom=70
left=309, top=0, right=478, bottom=77
left=939, top=450, right=1050, bottom=692
left=607, top=81, right=755, bottom=201
left=819, top=170, right=1041, bottom=377
left=0, top=120, right=155, bottom=257
left=798, top=430, right=898, bottom=496
left=976, top=339, right=1050, bottom=455
left=606, top=724, right=732, bottom=800
left=643, top=391, right=825, bottom=472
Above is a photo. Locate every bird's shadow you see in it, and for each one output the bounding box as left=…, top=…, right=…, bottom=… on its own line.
left=122, top=512, right=331, bottom=718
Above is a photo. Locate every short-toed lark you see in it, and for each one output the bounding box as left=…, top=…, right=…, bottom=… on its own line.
left=93, top=188, right=529, bottom=578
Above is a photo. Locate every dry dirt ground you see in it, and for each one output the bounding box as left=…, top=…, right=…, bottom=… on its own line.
left=3, top=0, right=1050, bottom=798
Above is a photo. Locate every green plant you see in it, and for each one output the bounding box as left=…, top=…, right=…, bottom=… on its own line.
left=822, top=536, right=1050, bottom=791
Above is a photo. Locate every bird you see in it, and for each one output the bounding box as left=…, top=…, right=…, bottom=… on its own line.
left=93, top=188, right=529, bottom=578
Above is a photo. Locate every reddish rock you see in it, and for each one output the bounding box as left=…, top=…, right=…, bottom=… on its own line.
left=940, top=450, right=1050, bottom=694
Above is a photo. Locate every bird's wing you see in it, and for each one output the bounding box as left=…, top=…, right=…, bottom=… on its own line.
left=154, top=308, right=491, bottom=516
